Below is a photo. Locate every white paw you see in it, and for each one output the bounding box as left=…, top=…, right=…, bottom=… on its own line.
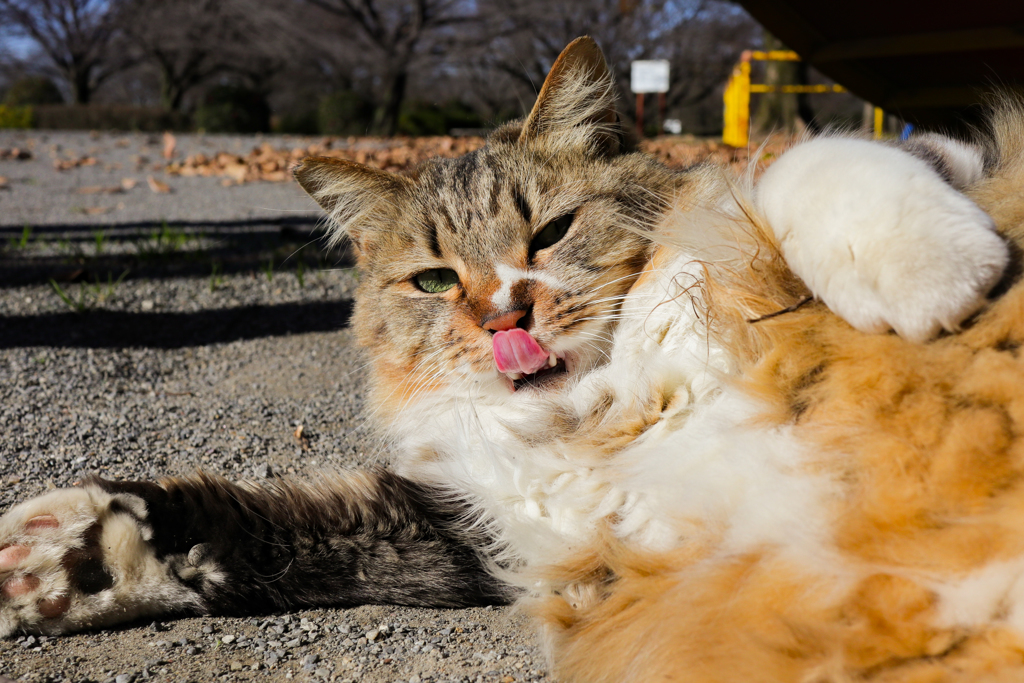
left=757, top=137, right=1008, bottom=342
left=0, top=485, right=199, bottom=636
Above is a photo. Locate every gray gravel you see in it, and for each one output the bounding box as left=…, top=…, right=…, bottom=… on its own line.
left=0, top=131, right=550, bottom=683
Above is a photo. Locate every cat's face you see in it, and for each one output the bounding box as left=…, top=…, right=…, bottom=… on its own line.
left=296, top=38, right=683, bottom=410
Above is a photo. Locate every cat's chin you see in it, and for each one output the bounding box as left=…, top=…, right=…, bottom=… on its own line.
left=501, top=357, right=570, bottom=393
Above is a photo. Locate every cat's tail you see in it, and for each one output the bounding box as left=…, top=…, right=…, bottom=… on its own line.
left=970, top=95, right=1024, bottom=248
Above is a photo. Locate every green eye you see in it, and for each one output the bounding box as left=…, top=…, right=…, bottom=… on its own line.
left=414, top=268, right=459, bottom=293
left=530, top=212, right=575, bottom=252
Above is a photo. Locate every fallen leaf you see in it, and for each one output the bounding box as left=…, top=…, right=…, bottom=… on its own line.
left=0, top=148, right=32, bottom=160
left=146, top=175, right=171, bottom=194
left=75, top=185, right=123, bottom=195
left=162, top=131, right=177, bottom=160
left=81, top=206, right=112, bottom=215
left=293, top=424, right=310, bottom=451
left=0, top=175, right=8, bottom=189
left=120, top=177, right=138, bottom=190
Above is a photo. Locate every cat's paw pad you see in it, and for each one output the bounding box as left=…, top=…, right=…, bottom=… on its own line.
left=0, top=486, right=199, bottom=636
left=758, top=138, right=1009, bottom=342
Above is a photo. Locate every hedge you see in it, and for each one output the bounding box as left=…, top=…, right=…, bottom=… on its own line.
left=32, top=105, right=191, bottom=131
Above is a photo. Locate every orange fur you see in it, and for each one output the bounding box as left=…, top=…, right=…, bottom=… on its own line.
left=527, top=109, right=1024, bottom=683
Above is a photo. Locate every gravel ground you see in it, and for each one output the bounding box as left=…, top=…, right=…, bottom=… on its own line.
left=0, top=131, right=551, bottom=683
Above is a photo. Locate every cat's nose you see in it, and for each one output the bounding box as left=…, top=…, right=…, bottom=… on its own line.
left=482, top=309, right=529, bottom=333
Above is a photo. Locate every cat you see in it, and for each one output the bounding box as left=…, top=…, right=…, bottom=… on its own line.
left=2, top=35, right=1024, bottom=682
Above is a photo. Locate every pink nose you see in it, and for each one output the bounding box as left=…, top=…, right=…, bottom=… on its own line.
left=482, top=309, right=528, bottom=332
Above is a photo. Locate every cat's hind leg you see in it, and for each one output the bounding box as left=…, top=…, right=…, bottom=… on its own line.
left=1, top=469, right=510, bottom=637
left=0, top=483, right=204, bottom=637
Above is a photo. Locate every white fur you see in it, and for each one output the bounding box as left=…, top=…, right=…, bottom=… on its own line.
left=756, top=137, right=1008, bottom=342
left=396, top=249, right=838, bottom=574
left=492, top=263, right=566, bottom=311
left=0, top=485, right=205, bottom=636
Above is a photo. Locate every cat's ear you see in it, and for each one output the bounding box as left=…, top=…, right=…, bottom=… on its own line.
left=519, top=36, right=622, bottom=155
left=293, top=156, right=410, bottom=248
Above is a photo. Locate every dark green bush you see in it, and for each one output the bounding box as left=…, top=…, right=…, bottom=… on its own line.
left=397, top=101, right=483, bottom=136
left=0, top=105, right=33, bottom=129
left=195, top=85, right=270, bottom=133
left=4, top=77, right=63, bottom=106
left=317, top=90, right=373, bottom=136
left=33, top=105, right=190, bottom=131
left=272, top=109, right=320, bottom=135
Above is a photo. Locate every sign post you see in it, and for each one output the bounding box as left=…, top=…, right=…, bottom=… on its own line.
left=630, top=60, right=669, bottom=138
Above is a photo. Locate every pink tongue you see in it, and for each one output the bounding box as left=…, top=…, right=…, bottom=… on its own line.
left=492, top=328, right=549, bottom=375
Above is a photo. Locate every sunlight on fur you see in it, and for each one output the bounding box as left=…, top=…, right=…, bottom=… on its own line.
left=3, top=36, right=1024, bottom=683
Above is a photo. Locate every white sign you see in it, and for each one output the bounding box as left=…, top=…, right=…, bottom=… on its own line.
left=630, top=60, right=670, bottom=94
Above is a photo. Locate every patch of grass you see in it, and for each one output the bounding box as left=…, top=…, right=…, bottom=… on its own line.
left=262, top=258, right=274, bottom=282
left=49, top=270, right=129, bottom=313
left=8, top=224, right=32, bottom=249
left=92, top=228, right=106, bottom=254
left=136, top=221, right=192, bottom=260
left=209, top=262, right=224, bottom=292
left=295, top=260, right=306, bottom=288
left=49, top=279, right=86, bottom=312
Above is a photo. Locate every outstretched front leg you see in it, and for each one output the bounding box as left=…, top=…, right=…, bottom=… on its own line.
left=0, top=469, right=510, bottom=636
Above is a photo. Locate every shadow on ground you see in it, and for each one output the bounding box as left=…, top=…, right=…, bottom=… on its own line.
left=0, top=299, right=353, bottom=349
left=0, top=218, right=353, bottom=287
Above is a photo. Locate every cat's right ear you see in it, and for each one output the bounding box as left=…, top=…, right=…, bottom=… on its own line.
left=293, top=156, right=410, bottom=248
left=518, top=36, right=623, bottom=156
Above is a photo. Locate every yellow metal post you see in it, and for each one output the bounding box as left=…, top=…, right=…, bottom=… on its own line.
left=873, top=106, right=884, bottom=139
left=722, top=49, right=846, bottom=147
left=723, top=58, right=751, bottom=147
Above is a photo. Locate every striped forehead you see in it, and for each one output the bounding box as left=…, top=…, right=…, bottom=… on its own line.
left=415, top=150, right=534, bottom=263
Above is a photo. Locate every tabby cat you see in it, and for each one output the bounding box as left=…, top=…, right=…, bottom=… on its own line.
left=4, top=37, right=1024, bottom=682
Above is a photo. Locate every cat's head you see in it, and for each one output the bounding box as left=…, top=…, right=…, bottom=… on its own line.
left=296, top=37, right=683, bottom=410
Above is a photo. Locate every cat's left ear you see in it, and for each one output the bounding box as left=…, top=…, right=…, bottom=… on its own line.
left=519, top=36, right=623, bottom=156
left=293, top=156, right=410, bottom=249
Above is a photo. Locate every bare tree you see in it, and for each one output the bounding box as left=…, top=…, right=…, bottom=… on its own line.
left=0, top=0, right=126, bottom=104
left=302, top=0, right=481, bottom=135
left=115, top=0, right=306, bottom=112
left=472, top=0, right=757, bottom=132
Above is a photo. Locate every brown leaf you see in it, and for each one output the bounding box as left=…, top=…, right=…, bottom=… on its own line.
left=75, top=185, right=123, bottom=195
left=146, top=175, right=171, bottom=194
left=162, top=131, right=177, bottom=160
left=120, top=177, right=138, bottom=190
left=0, top=176, right=8, bottom=189
left=81, top=206, right=112, bottom=215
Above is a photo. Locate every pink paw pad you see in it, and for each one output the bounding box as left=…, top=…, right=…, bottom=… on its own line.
left=0, top=545, right=30, bottom=569
left=25, top=515, right=59, bottom=531
left=38, top=595, right=70, bottom=618
left=1, top=574, right=39, bottom=598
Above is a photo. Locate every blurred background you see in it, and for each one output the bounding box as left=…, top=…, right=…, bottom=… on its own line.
left=0, top=0, right=867, bottom=138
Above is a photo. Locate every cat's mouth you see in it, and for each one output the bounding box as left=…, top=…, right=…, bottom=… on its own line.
left=505, top=355, right=568, bottom=392
left=492, top=328, right=570, bottom=392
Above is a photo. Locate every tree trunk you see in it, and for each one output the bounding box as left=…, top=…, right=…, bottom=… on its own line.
left=159, top=68, right=185, bottom=112
left=373, top=68, right=408, bottom=136
left=71, top=67, right=93, bottom=105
